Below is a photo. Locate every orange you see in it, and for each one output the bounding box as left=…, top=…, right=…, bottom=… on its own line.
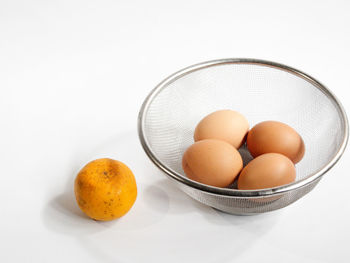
left=74, top=158, right=137, bottom=221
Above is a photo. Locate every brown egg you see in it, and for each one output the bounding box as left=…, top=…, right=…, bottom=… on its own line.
left=237, top=153, right=296, bottom=190
left=247, top=121, right=305, bottom=163
left=182, top=139, right=243, bottom=188
left=194, top=110, right=249, bottom=149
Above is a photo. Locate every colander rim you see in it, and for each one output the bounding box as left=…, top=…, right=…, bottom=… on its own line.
left=138, top=58, right=349, bottom=197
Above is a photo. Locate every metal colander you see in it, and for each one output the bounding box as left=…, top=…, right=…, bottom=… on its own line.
left=138, top=58, right=349, bottom=215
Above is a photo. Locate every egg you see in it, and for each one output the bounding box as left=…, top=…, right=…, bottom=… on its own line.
left=182, top=139, right=243, bottom=188
left=247, top=121, right=305, bottom=163
left=194, top=110, right=249, bottom=148
left=237, top=153, right=296, bottom=190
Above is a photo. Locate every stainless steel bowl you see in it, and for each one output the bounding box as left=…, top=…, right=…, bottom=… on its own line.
left=138, top=58, right=349, bottom=215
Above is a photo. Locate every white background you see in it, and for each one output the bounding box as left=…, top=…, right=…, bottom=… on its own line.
left=1, top=0, right=350, bottom=262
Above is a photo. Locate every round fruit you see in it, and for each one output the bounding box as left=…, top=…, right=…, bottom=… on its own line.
left=74, top=158, right=137, bottom=221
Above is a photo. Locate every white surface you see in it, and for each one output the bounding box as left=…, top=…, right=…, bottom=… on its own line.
left=1, top=0, right=350, bottom=262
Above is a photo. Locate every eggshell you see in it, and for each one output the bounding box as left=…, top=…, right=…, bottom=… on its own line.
left=194, top=110, right=249, bottom=148
left=237, top=153, right=296, bottom=190
left=182, top=139, right=243, bottom=188
left=247, top=121, right=305, bottom=163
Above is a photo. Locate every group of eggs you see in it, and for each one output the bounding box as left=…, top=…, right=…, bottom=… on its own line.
left=182, top=110, right=305, bottom=190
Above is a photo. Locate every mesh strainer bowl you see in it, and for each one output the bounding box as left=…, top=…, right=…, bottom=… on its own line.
left=138, top=58, right=349, bottom=215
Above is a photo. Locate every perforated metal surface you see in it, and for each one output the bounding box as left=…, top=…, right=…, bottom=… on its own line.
left=138, top=59, right=348, bottom=214
left=176, top=176, right=321, bottom=214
